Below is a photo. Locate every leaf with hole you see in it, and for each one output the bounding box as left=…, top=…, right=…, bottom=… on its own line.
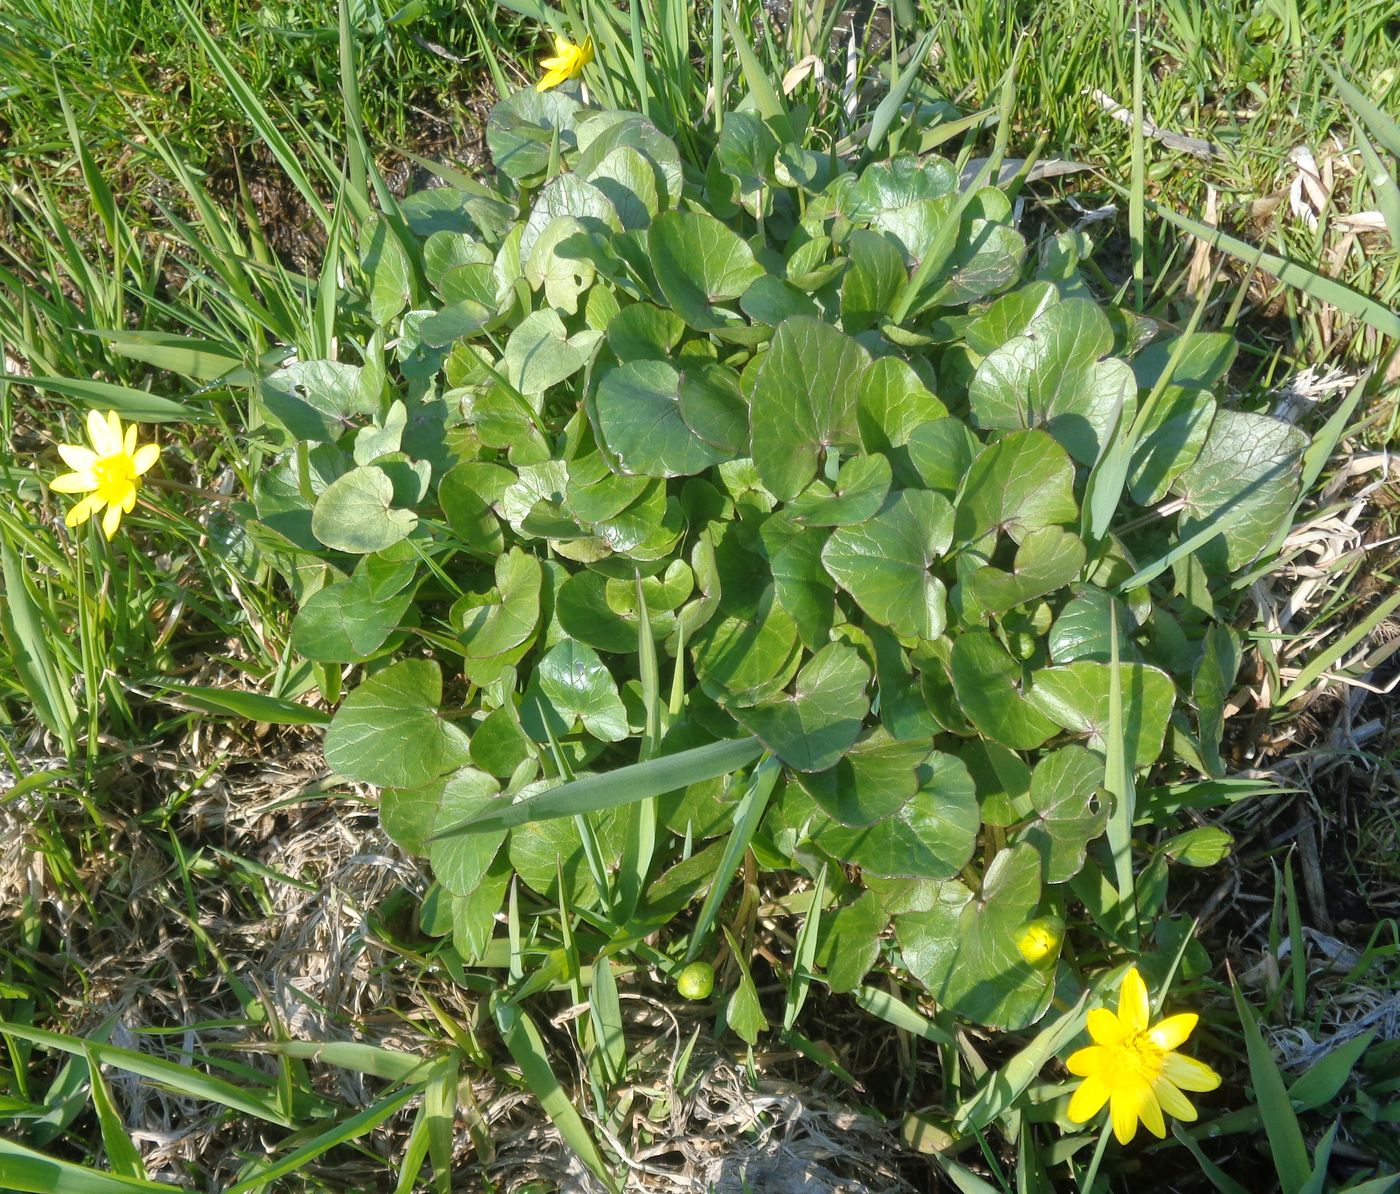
left=1014, top=745, right=1107, bottom=883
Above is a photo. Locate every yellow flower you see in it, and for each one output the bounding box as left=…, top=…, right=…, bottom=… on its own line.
left=536, top=33, right=593, bottom=92
left=49, top=410, right=161, bottom=539
left=1065, top=966, right=1221, bottom=1145
left=1015, top=916, right=1064, bottom=966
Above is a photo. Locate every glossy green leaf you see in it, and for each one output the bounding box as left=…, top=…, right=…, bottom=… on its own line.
left=954, top=428, right=1078, bottom=544
left=1015, top=745, right=1107, bottom=883
left=896, top=843, right=1051, bottom=1029
left=821, top=489, right=953, bottom=640
left=324, top=660, right=471, bottom=789
left=1027, top=660, right=1175, bottom=767
left=649, top=208, right=764, bottom=330
left=749, top=316, right=871, bottom=501
left=950, top=630, right=1059, bottom=750
left=969, top=298, right=1137, bottom=465
left=727, top=642, right=870, bottom=772
left=311, top=465, right=418, bottom=554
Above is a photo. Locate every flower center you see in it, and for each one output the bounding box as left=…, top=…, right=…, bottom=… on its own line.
left=1102, top=1033, right=1164, bottom=1086
left=93, top=452, right=138, bottom=504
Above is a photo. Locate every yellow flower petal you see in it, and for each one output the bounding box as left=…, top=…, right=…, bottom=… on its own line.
left=58, top=444, right=97, bottom=472
left=101, top=500, right=124, bottom=539
left=1152, top=1076, right=1198, bottom=1122
left=1109, top=1083, right=1142, bottom=1144
left=1066, top=1045, right=1107, bottom=1077
left=553, top=33, right=571, bottom=55
left=1136, top=1080, right=1166, bottom=1139
left=87, top=409, right=119, bottom=455
left=65, top=493, right=102, bottom=527
left=539, top=53, right=571, bottom=70
left=132, top=442, right=161, bottom=475
left=1087, top=1006, right=1125, bottom=1046
left=1067, top=1073, right=1110, bottom=1123
left=1148, top=1013, right=1199, bottom=1052
left=1159, top=1052, right=1221, bottom=1093
left=1117, top=966, right=1150, bottom=1036
left=121, top=485, right=138, bottom=513
left=537, top=66, right=570, bottom=91
left=124, top=423, right=138, bottom=456
left=50, top=471, right=98, bottom=493
left=106, top=412, right=124, bottom=455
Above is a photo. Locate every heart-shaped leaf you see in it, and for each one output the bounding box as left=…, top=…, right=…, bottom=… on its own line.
left=856, top=357, right=947, bottom=457
left=324, top=659, right=471, bottom=789
left=749, top=315, right=872, bottom=501
left=969, top=525, right=1087, bottom=614
left=693, top=586, right=803, bottom=704
left=1172, top=409, right=1307, bottom=569
left=504, top=309, right=590, bottom=396
left=968, top=298, right=1137, bottom=464
left=459, top=548, right=543, bottom=660
left=521, top=639, right=629, bottom=743
left=954, top=428, right=1078, bottom=544
left=312, top=465, right=419, bottom=554
left=896, top=843, right=1051, bottom=1029
left=728, top=641, right=870, bottom=772
left=950, top=630, right=1060, bottom=750
left=797, top=728, right=929, bottom=825
left=649, top=208, right=765, bottom=330
left=785, top=453, right=892, bottom=527
left=1027, top=660, right=1175, bottom=767
left=594, top=359, right=730, bottom=477
left=810, top=750, right=978, bottom=879
left=822, top=489, right=954, bottom=640
left=1014, top=745, right=1107, bottom=883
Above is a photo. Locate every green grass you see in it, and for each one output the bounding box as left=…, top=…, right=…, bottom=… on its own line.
left=1, top=0, right=1399, bottom=1189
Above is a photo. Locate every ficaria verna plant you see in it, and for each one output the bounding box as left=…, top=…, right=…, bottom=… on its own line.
left=230, top=83, right=1310, bottom=1156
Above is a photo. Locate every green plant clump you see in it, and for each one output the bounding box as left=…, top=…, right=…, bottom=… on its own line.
left=239, top=88, right=1307, bottom=1044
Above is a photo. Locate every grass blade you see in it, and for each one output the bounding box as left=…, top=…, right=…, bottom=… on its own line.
left=83, top=1045, right=148, bottom=1180
left=0, top=1138, right=175, bottom=1193
left=3, top=375, right=200, bottom=423
left=1229, top=979, right=1310, bottom=1194
left=850, top=986, right=955, bottom=1046
left=783, top=864, right=826, bottom=1032
left=224, top=1084, right=425, bottom=1194
left=1146, top=199, right=1400, bottom=341
left=431, top=736, right=763, bottom=836
left=866, top=31, right=936, bottom=154
left=684, top=755, right=780, bottom=963
left=154, top=682, right=331, bottom=727
left=1275, top=589, right=1400, bottom=706
left=0, top=1021, right=292, bottom=1126
left=0, top=539, right=77, bottom=753
left=494, top=999, right=618, bottom=1193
